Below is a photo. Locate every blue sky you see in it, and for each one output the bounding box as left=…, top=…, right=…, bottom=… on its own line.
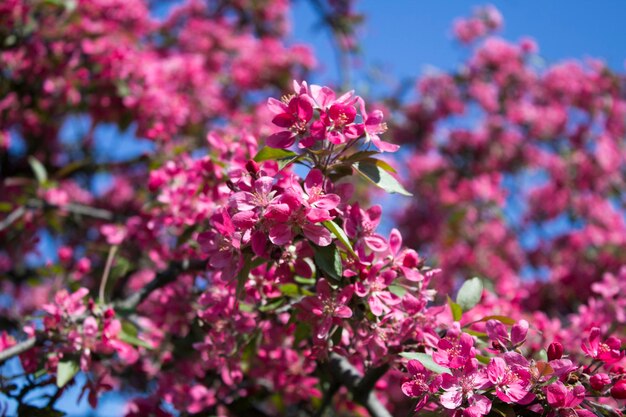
left=293, top=0, right=626, bottom=87
left=5, top=2, right=626, bottom=416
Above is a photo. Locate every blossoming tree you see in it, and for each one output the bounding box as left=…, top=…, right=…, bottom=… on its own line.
left=1, top=2, right=625, bottom=417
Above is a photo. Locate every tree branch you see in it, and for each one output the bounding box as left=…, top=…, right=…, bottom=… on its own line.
left=114, top=259, right=205, bottom=312
left=26, top=198, right=114, bottom=220
left=0, top=205, right=26, bottom=233
left=354, top=363, right=390, bottom=401
left=327, top=353, right=392, bottom=417
left=1, top=260, right=205, bottom=363
left=0, top=337, right=37, bottom=364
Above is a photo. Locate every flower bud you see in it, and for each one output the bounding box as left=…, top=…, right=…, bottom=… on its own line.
left=245, top=160, right=260, bottom=177
left=511, top=320, right=529, bottom=345
left=58, top=246, right=73, bottom=264
left=590, top=373, right=610, bottom=391
left=610, top=379, right=626, bottom=400
left=547, top=342, right=563, bottom=361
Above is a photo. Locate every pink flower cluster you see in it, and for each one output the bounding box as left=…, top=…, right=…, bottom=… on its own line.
left=1, top=2, right=625, bottom=417
left=267, top=81, right=399, bottom=152
left=401, top=321, right=626, bottom=417
left=453, top=4, right=503, bottom=44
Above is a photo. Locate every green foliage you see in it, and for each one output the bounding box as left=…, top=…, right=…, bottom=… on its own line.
left=456, top=277, right=483, bottom=311
left=353, top=160, right=411, bottom=196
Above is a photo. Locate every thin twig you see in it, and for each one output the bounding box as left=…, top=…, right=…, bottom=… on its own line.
left=26, top=199, right=114, bottom=220
left=99, top=245, right=119, bottom=304
left=0, top=206, right=26, bottom=233
left=0, top=337, right=37, bottom=364
left=0, top=260, right=205, bottom=362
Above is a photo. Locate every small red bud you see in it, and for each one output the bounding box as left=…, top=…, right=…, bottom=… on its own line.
left=547, top=342, right=563, bottom=361
left=590, top=373, right=610, bottom=391
left=610, top=379, right=626, bottom=400
left=245, top=160, right=260, bottom=177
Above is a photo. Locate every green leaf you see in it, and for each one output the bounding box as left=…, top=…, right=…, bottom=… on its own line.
left=447, top=296, right=463, bottom=321
left=121, top=320, right=138, bottom=337
left=28, top=156, right=48, bottom=184
left=353, top=161, right=411, bottom=196
left=328, top=164, right=354, bottom=182
left=253, top=147, right=302, bottom=170
left=541, top=375, right=559, bottom=387
left=253, top=147, right=297, bottom=162
left=118, top=329, right=153, bottom=350
left=278, top=155, right=301, bottom=171
left=399, top=352, right=452, bottom=375
left=56, top=360, right=79, bottom=388
left=295, top=276, right=315, bottom=285
left=341, top=150, right=379, bottom=163
left=536, top=349, right=548, bottom=362
left=313, top=243, right=342, bottom=281
left=279, top=283, right=300, bottom=297
left=238, top=302, right=254, bottom=312
left=476, top=354, right=491, bottom=365
left=472, top=315, right=516, bottom=325
left=362, top=157, right=397, bottom=173
left=388, top=284, right=407, bottom=297
left=455, top=277, right=483, bottom=311
left=259, top=299, right=285, bottom=312
left=465, top=329, right=488, bottom=338
left=322, top=220, right=357, bottom=258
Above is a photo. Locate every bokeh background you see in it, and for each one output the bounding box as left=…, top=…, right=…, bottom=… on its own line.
left=5, top=1, right=626, bottom=415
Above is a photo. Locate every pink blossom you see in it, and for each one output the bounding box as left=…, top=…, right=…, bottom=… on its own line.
left=267, top=96, right=313, bottom=148
left=486, top=355, right=533, bottom=403
left=299, top=279, right=353, bottom=339
left=581, top=328, right=623, bottom=364
left=440, top=359, right=492, bottom=417
left=402, top=360, right=443, bottom=410
left=434, top=332, right=475, bottom=369
left=344, top=203, right=388, bottom=252
left=545, top=381, right=595, bottom=417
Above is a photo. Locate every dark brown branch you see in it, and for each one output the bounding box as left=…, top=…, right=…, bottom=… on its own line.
left=327, top=353, right=392, bottom=417
left=1, top=260, right=205, bottom=362
left=354, top=363, right=390, bottom=401
left=114, top=259, right=205, bottom=312
left=314, top=381, right=341, bottom=417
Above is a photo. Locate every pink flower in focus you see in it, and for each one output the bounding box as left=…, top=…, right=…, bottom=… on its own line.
left=581, top=328, right=623, bottom=364
left=486, top=355, right=533, bottom=403
left=590, top=373, right=610, bottom=391
left=198, top=209, right=246, bottom=280
left=344, top=203, right=388, bottom=252
left=359, top=101, right=398, bottom=152
left=299, top=279, right=353, bottom=339
left=434, top=332, right=475, bottom=369
left=402, top=360, right=443, bottom=411
left=439, top=359, right=492, bottom=417
left=387, top=228, right=422, bottom=281
left=354, top=263, right=400, bottom=316
left=267, top=95, right=313, bottom=148
left=545, top=381, right=595, bottom=417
